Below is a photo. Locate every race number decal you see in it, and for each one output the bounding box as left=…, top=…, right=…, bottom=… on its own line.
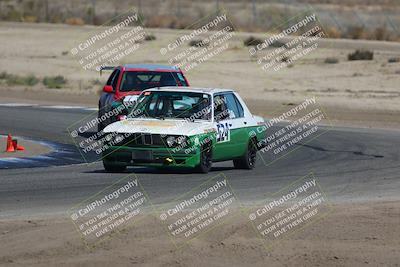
left=216, top=122, right=230, bottom=143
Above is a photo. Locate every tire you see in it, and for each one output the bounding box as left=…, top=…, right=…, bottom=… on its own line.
left=233, top=138, right=257, bottom=169
left=196, top=142, right=213, bottom=173
left=103, top=160, right=127, bottom=173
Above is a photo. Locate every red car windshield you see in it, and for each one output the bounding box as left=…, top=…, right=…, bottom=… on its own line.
left=119, top=71, right=187, bottom=92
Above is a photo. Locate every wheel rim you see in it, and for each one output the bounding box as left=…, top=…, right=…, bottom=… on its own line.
left=248, top=143, right=257, bottom=167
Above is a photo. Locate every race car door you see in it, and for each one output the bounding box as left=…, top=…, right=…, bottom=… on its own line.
left=213, top=93, right=247, bottom=161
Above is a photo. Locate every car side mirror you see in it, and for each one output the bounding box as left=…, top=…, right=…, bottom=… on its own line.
left=103, top=85, right=114, bottom=93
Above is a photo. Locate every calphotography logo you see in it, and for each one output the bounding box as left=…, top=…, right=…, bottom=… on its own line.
left=66, top=101, right=139, bottom=163
left=248, top=173, right=332, bottom=249
left=248, top=9, right=329, bottom=73
left=251, top=97, right=333, bottom=166
left=160, top=10, right=236, bottom=73
left=69, top=174, right=150, bottom=248
left=69, top=7, right=146, bottom=72
left=157, top=173, right=240, bottom=248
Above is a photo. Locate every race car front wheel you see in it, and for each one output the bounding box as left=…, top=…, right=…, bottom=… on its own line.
left=233, top=138, right=257, bottom=169
left=196, top=142, right=212, bottom=173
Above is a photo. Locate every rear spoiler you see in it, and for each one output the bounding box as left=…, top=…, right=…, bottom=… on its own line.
left=99, top=66, right=117, bottom=76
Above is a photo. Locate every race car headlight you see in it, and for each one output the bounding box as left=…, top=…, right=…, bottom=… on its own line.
left=166, top=136, right=175, bottom=147
left=176, top=136, right=187, bottom=145
left=164, top=135, right=188, bottom=147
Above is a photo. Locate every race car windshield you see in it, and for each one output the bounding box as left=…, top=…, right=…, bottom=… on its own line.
left=129, top=91, right=211, bottom=121
left=120, top=71, right=187, bottom=92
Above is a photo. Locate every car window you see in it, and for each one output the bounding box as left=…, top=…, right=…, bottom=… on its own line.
left=120, top=71, right=180, bottom=92
left=148, top=94, right=159, bottom=113
left=214, top=95, right=229, bottom=121
left=106, top=69, right=118, bottom=86
left=173, top=96, right=196, bottom=110
left=111, top=70, right=120, bottom=89
left=174, top=72, right=188, bottom=86
left=233, top=94, right=244, bottom=117
left=224, top=93, right=242, bottom=119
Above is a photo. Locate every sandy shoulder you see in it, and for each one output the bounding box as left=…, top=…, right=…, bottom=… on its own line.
left=0, top=201, right=399, bottom=266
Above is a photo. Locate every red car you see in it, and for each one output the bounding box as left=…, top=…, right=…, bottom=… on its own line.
left=98, top=64, right=189, bottom=131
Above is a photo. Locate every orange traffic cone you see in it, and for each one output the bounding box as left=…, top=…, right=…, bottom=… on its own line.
left=11, top=138, right=25, bottom=151
left=16, top=142, right=25, bottom=151
left=5, top=134, right=15, bottom=152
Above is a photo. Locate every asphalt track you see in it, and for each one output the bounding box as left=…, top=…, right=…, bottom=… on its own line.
left=0, top=105, right=399, bottom=218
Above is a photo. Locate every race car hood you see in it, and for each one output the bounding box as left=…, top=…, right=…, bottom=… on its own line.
left=103, top=119, right=214, bottom=136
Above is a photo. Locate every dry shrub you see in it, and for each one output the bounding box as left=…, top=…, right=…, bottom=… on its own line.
left=144, top=15, right=170, bottom=28
left=325, top=57, right=339, bottom=64
left=347, top=26, right=368, bottom=40
left=325, top=26, right=341, bottom=39
left=23, top=15, right=38, bottom=23
left=144, top=34, right=156, bottom=41
left=189, top=39, right=208, bottom=47
left=388, top=57, right=400, bottom=63
left=343, top=25, right=395, bottom=41
left=4, top=9, right=22, bottom=21
left=50, top=14, right=63, bottom=24
left=270, top=40, right=285, bottom=48
left=281, top=56, right=289, bottom=62
left=65, top=17, right=85, bottom=26
left=373, top=26, right=390, bottom=41
left=43, top=75, right=67, bottom=89
left=348, top=50, right=374, bottom=61
left=0, top=72, right=39, bottom=86
left=145, top=15, right=190, bottom=29
left=243, top=36, right=263, bottom=46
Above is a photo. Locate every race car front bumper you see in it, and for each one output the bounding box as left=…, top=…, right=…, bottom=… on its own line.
left=102, top=145, right=200, bottom=168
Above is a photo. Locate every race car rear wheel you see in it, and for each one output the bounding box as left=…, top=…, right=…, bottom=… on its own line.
left=196, top=142, right=212, bottom=173
left=103, top=161, right=127, bottom=173
left=233, top=138, right=257, bottom=169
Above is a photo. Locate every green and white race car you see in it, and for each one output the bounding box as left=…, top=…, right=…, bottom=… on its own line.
left=102, top=87, right=266, bottom=173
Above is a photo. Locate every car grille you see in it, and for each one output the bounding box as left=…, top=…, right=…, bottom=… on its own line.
left=123, top=133, right=164, bottom=146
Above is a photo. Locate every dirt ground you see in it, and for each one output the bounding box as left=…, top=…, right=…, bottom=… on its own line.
left=1, top=22, right=400, bottom=266
left=0, top=201, right=399, bottom=266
